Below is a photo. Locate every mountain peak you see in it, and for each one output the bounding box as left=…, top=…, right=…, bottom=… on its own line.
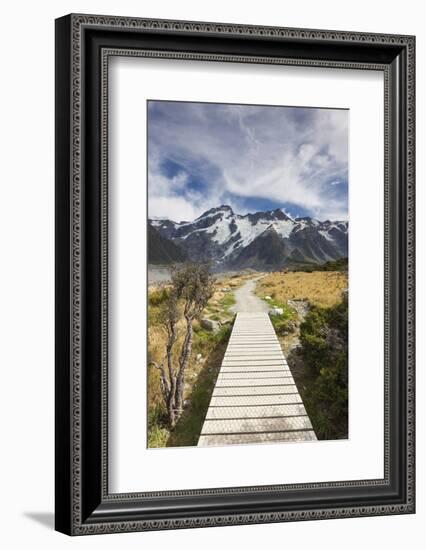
left=198, top=205, right=234, bottom=219
left=244, top=208, right=292, bottom=223
left=271, top=208, right=292, bottom=221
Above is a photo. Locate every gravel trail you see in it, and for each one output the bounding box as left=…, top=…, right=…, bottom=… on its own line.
left=231, top=278, right=269, bottom=313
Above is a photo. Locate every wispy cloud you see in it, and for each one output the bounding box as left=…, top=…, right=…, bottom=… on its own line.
left=148, top=101, right=348, bottom=221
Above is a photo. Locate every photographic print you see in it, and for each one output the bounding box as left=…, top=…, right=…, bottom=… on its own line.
left=147, top=100, right=349, bottom=449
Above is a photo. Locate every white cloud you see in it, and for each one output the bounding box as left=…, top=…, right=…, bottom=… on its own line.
left=148, top=102, right=348, bottom=221
left=148, top=196, right=200, bottom=222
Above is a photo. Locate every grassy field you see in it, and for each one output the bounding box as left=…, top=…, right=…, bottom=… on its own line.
left=256, top=271, right=348, bottom=308
left=147, top=272, right=249, bottom=448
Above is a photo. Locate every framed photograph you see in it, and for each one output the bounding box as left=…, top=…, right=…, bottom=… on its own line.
left=55, top=14, right=415, bottom=535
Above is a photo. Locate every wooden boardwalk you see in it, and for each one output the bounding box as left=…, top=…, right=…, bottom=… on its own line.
left=198, top=312, right=317, bottom=446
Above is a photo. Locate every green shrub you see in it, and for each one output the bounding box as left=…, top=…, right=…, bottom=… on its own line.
left=299, top=297, right=348, bottom=439
left=272, top=316, right=296, bottom=336
left=291, top=257, right=348, bottom=273
left=148, top=288, right=170, bottom=307
left=193, top=324, right=232, bottom=350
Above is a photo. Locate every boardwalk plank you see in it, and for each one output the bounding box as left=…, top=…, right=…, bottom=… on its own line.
left=198, top=431, right=317, bottom=446
left=200, top=416, right=314, bottom=434
left=212, top=385, right=299, bottom=396
left=205, top=404, right=308, bottom=419
left=215, top=377, right=295, bottom=387
left=226, top=350, right=283, bottom=354
left=224, top=357, right=285, bottom=363
left=198, top=312, right=317, bottom=446
left=227, top=344, right=282, bottom=349
left=225, top=352, right=283, bottom=357
left=218, top=372, right=293, bottom=379
left=222, top=359, right=287, bottom=367
left=210, top=394, right=303, bottom=407
left=220, top=366, right=291, bottom=373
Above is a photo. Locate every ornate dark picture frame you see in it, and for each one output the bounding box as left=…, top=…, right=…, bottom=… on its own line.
left=55, top=14, right=415, bottom=535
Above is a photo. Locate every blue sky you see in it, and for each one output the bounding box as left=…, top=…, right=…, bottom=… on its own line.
left=148, top=100, right=348, bottom=222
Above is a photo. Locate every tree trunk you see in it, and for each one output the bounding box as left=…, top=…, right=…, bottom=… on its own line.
left=166, top=334, right=177, bottom=427
left=168, top=403, right=178, bottom=428
left=174, top=316, right=194, bottom=414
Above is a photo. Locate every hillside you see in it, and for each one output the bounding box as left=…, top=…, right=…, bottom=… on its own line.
left=147, top=223, right=188, bottom=264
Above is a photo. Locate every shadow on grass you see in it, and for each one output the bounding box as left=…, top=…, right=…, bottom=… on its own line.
left=166, top=330, right=231, bottom=448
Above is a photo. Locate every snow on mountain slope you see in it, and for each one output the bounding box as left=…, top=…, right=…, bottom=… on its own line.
left=149, top=205, right=348, bottom=269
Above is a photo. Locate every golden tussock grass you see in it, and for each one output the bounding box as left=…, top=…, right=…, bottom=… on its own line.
left=257, top=271, right=348, bottom=308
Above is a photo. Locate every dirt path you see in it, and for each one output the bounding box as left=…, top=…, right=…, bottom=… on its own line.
left=231, top=278, right=269, bottom=313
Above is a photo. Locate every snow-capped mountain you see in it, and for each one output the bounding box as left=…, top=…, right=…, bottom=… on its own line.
left=149, top=205, right=348, bottom=270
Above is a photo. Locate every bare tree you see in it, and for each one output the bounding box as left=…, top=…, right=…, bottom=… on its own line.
left=150, top=263, right=215, bottom=427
